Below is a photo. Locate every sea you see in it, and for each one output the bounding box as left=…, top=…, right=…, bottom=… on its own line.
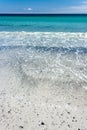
left=0, top=14, right=87, bottom=90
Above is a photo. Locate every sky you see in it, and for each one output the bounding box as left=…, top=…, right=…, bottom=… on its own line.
left=0, top=0, right=87, bottom=13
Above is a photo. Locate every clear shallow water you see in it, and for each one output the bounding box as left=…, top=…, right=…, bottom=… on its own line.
left=0, top=16, right=87, bottom=89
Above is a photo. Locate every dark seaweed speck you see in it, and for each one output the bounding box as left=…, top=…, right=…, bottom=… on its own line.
left=41, top=122, right=45, bottom=125
left=8, top=109, right=11, bottom=114
left=67, top=112, right=70, bottom=115
left=68, top=124, right=70, bottom=128
left=19, top=126, right=24, bottom=129
left=73, top=117, right=75, bottom=119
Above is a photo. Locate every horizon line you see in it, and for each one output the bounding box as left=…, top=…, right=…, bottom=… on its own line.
left=0, top=12, right=87, bottom=15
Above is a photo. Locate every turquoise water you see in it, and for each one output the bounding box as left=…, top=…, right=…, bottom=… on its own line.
left=0, top=16, right=87, bottom=89
left=0, top=16, right=87, bottom=32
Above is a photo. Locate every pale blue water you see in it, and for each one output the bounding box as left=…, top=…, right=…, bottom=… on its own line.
left=0, top=16, right=87, bottom=89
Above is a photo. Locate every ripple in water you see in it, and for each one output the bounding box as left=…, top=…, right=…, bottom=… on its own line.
left=0, top=32, right=87, bottom=90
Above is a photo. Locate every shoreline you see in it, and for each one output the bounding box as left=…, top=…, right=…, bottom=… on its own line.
left=0, top=48, right=87, bottom=130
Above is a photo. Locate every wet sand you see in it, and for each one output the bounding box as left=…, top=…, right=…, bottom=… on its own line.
left=0, top=49, right=87, bottom=130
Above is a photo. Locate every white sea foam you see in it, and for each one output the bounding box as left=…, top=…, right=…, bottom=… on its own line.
left=0, top=32, right=87, bottom=47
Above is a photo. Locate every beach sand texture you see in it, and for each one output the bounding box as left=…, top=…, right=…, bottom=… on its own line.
left=0, top=47, right=87, bottom=130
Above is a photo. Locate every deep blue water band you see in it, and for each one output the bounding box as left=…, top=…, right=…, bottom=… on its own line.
left=0, top=14, right=87, bottom=17
left=0, top=45, right=87, bottom=54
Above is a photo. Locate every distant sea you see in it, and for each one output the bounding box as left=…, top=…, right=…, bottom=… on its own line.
left=0, top=14, right=87, bottom=89
left=0, top=14, right=87, bottom=32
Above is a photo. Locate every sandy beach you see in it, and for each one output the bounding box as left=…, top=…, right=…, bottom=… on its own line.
left=0, top=48, right=87, bottom=130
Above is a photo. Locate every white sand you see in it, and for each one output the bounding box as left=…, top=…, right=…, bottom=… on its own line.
left=0, top=50, right=87, bottom=130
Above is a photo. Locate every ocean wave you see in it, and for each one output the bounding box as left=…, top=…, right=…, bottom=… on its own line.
left=0, top=32, right=87, bottom=48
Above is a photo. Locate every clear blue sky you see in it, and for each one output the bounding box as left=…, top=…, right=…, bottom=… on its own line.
left=0, top=0, right=87, bottom=13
